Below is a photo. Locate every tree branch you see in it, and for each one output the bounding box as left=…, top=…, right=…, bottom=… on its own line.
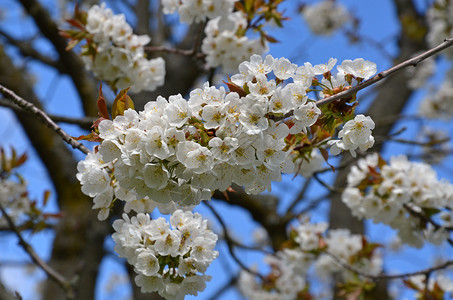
left=0, top=98, right=95, bottom=129
left=0, top=84, right=91, bottom=155
left=203, top=201, right=265, bottom=280
left=18, top=0, right=99, bottom=117
left=0, top=30, right=62, bottom=72
left=0, top=203, right=74, bottom=299
left=315, top=37, right=453, bottom=107
left=326, top=251, right=453, bottom=281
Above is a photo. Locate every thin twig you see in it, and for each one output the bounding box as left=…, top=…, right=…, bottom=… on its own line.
left=294, top=193, right=329, bottom=216
left=315, top=37, right=453, bottom=107
left=206, top=276, right=237, bottom=300
left=203, top=201, right=265, bottom=280
left=0, top=84, right=91, bottom=155
left=285, top=177, right=312, bottom=214
left=0, top=99, right=95, bottom=129
left=0, top=30, right=62, bottom=72
left=144, top=45, right=205, bottom=59
left=0, top=203, right=75, bottom=299
left=388, top=137, right=450, bottom=147
left=403, top=204, right=453, bottom=246
left=313, top=173, right=343, bottom=193
left=326, top=251, right=453, bottom=281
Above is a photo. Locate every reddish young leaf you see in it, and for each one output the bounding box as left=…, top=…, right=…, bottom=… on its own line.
left=96, top=84, right=110, bottom=120
left=74, top=131, right=102, bottom=142
left=13, top=152, right=28, bottom=168
left=92, top=117, right=110, bottom=130
left=66, top=19, right=85, bottom=31
left=223, top=80, right=247, bottom=98
left=1, top=147, right=7, bottom=172
left=43, top=212, right=64, bottom=219
left=222, top=190, right=230, bottom=201
left=320, top=148, right=335, bottom=173
left=43, top=190, right=51, bottom=206
left=264, top=33, right=279, bottom=43
left=234, top=1, right=245, bottom=12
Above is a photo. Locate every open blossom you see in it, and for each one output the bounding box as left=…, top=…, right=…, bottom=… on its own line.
left=290, top=102, right=322, bottom=134
left=337, top=58, right=377, bottom=80
left=328, top=114, right=375, bottom=157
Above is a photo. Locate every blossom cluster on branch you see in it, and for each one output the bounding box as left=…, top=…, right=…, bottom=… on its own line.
left=0, top=148, right=53, bottom=230
left=161, top=0, right=237, bottom=24
left=112, top=210, right=218, bottom=299
left=0, top=149, right=30, bottom=226
left=162, top=0, right=286, bottom=71
left=0, top=175, right=30, bottom=227
left=239, top=219, right=382, bottom=299
left=201, top=11, right=267, bottom=72
left=343, top=153, right=453, bottom=248
left=75, top=52, right=379, bottom=297
left=76, top=54, right=377, bottom=221
left=62, top=3, right=165, bottom=92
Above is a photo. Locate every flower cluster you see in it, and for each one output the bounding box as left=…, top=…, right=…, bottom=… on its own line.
left=81, top=3, right=165, bottom=92
left=161, top=0, right=237, bottom=24
left=404, top=273, right=453, bottom=299
left=76, top=54, right=377, bottom=219
left=328, top=114, right=375, bottom=157
left=419, top=74, right=453, bottom=120
left=418, top=127, right=451, bottom=165
left=426, top=0, right=453, bottom=58
left=112, top=210, right=218, bottom=299
left=342, top=153, right=453, bottom=248
left=301, top=0, right=350, bottom=36
left=202, top=11, right=267, bottom=72
left=239, top=220, right=382, bottom=299
left=0, top=179, right=30, bottom=226
left=405, top=54, right=435, bottom=89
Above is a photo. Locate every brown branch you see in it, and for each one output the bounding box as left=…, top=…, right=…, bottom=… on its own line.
left=213, top=185, right=288, bottom=251
left=0, top=98, right=95, bottom=129
left=313, top=173, right=343, bottom=194
left=18, top=0, right=98, bottom=117
left=203, top=201, right=265, bottom=280
left=315, top=37, right=453, bottom=107
left=403, top=204, right=453, bottom=246
left=0, top=84, right=91, bottom=155
left=0, top=203, right=75, bottom=299
left=206, top=276, right=237, bottom=300
left=144, top=45, right=206, bottom=59
left=326, top=251, right=453, bottom=281
left=388, top=137, right=450, bottom=146
left=0, top=30, right=62, bottom=72
left=285, top=177, right=312, bottom=215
